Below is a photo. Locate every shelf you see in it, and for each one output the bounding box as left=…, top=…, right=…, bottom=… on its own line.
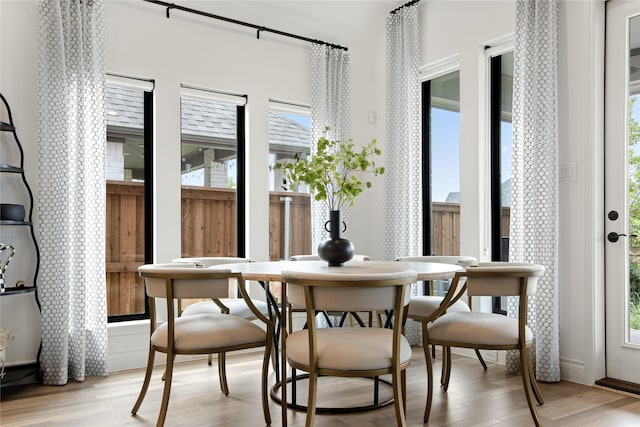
left=0, top=121, right=14, bottom=132
left=0, top=286, right=36, bottom=296
left=0, top=164, right=23, bottom=173
left=1, top=93, right=41, bottom=388
left=0, top=220, right=32, bottom=226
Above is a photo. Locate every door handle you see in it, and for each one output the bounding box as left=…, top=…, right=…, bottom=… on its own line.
left=607, top=232, right=638, bottom=242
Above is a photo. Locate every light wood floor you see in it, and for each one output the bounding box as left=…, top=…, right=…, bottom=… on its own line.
left=1, top=348, right=640, bottom=426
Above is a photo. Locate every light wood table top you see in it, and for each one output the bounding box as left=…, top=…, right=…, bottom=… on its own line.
left=209, top=259, right=462, bottom=281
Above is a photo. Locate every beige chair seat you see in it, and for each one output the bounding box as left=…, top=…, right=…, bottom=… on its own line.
left=181, top=298, right=269, bottom=319
left=287, top=328, right=412, bottom=371
left=152, top=313, right=266, bottom=351
left=429, top=311, right=533, bottom=346
left=407, top=295, right=470, bottom=318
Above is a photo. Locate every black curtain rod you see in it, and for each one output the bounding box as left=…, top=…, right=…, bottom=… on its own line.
left=390, top=0, right=421, bottom=14
left=141, top=0, right=348, bottom=51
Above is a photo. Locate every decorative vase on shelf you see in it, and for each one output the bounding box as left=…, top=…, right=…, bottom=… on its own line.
left=317, top=210, right=354, bottom=266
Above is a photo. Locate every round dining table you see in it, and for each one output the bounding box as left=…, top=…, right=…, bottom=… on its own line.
left=209, top=259, right=463, bottom=425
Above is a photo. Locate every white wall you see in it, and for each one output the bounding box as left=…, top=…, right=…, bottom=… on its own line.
left=0, top=0, right=606, bottom=384
left=367, top=0, right=603, bottom=385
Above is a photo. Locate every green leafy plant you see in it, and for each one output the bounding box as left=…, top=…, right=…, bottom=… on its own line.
left=272, top=128, right=384, bottom=211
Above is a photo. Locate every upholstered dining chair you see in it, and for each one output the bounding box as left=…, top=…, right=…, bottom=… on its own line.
left=396, top=255, right=487, bottom=373
left=172, top=257, right=269, bottom=319
left=282, top=268, right=416, bottom=427
left=289, top=254, right=372, bottom=329
left=422, top=262, right=546, bottom=426
left=131, top=263, right=273, bottom=427
left=172, top=257, right=270, bottom=367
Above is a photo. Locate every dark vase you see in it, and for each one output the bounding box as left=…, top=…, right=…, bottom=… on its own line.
left=317, top=210, right=354, bottom=266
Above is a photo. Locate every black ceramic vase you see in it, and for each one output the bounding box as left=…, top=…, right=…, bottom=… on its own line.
left=317, top=210, right=354, bottom=266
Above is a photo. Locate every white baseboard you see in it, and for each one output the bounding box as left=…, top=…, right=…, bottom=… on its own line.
left=559, top=357, right=586, bottom=384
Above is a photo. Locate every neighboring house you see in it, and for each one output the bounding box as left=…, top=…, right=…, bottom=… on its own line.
left=445, top=178, right=511, bottom=206
left=106, top=85, right=310, bottom=183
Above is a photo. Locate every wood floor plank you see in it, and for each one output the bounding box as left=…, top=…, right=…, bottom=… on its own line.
left=1, top=348, right=639, bottom=426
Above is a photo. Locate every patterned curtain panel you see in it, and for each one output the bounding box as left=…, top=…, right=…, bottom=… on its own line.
left=310, top=44, right=351, bottom=249
left=383, top=5, right=421, bottom=261
left=37, top=0, right=108, bottom=385
left=384, top=4, right=421, bottom=344
left=508, top=0, right=560, bottom=382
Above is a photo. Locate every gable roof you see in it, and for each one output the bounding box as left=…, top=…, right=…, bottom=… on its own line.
left=106, top=85, right=310, bottom=149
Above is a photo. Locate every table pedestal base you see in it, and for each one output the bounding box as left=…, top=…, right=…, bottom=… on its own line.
left=270, top=374, right=395, bottom=414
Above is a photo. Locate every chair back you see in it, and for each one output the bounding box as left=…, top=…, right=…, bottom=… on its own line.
left=396, top=255, right=477, bottom=300
left=396, top=255, right=477, bottom=268
left=139, top=263, right=237, bottom=300
left=465, top=262, right=545, bottom=297
left=283, top=269, right=416, bottom=313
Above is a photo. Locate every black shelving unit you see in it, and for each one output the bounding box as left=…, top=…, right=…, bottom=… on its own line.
left=1, top=92, right=41, bottom=387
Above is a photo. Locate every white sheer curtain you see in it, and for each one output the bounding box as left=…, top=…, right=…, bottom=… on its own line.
left=37, top=0, right=108, bottom=385
left=383, top=5, right=421, bottom=261
left=384, top=4, right=421, bottom=344
left=508, top=0, right=560, bottom=382
left=310, top=44, right=351, bottom=249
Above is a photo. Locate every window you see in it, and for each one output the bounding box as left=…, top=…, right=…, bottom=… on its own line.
left=105, top=77, right=154, bottom=321
left=179, top=87, right=246, bottom=257
left=489, top=49, right=514, bottom=314
left=268, top=101, right=312, bottom=260
left=422, top=70, right=461, bottom=259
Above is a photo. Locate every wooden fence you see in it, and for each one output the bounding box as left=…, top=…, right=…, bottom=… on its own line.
left=106, top=181, right=146, bottom=317
left=106, top=182, right=312, bottom=316
left=431, top=202, right=511, bottom=256
left=106, top=181, right=509, bottom=316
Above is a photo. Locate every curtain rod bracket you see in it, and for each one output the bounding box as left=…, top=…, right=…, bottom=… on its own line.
left=166, top=4, right=175, bottom=19
left=390, top=0, right=421, bottom=15
left=257, top=27, right=265, bottom=40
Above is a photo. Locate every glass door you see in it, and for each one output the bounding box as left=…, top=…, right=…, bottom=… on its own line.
left=603, top=0, right=640, bottom=386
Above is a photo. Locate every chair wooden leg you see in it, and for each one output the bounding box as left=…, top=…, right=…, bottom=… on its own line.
left=392, top=364, right=408, bottom=427
left=288, top=306, right=293, bottom=334
left=443, top=346, right=453, bottom=391
left=292, top=367, right=298, bottom=406
left=131, top=348, right=155, bottom=415
left=519, top=348, right=543, bottom=427
left=401, top=369, right=408, bottom=414
left=527, top=351, right=544, bottom=405
left=475, top=348, right=488, bottom=370
left=306, top=369, right=318, bottom=427
left=218, top=352, right=229, bottom=396
left=261, top=340, right=272, bottom=425
left=424, top=335, right=435, bottom=423
left=440, top=346, right=446, bottom=386
left=157, top=351, right=175, bottom=427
